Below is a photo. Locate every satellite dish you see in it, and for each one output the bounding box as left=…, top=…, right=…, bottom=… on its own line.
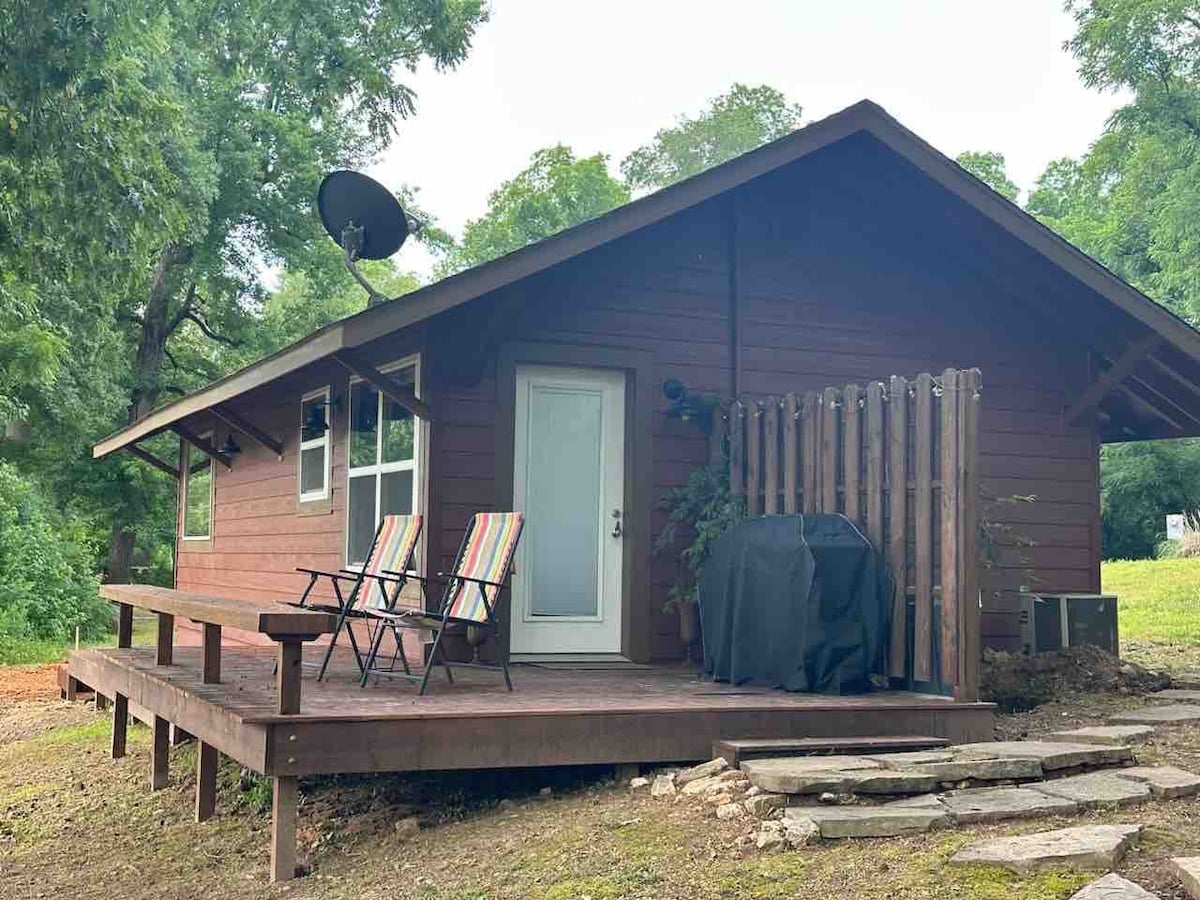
left=317, top=170, right=410, bottom=305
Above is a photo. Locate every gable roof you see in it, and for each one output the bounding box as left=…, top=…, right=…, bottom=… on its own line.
left=94, top=99, right=1200, bottom=457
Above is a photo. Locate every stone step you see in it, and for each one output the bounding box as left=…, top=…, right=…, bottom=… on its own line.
left=1171, top=857, right=1200, bottom=900
left=1155, top=689, right=1200, bottom=702
left=714, top=734, right=950, bottom=766
left=1046, top=725, right=1156, bottom=745
left=1028, top=772, right=1152, bottom=809
left=1110, top=704, right=1200, bottom=725
left=951, top=824, right=1142, bottom=874
left=938, top=785, right=1079, bottom=823
left=1069, top=873, right=1159, bottom=900
left=782, top=804, right=947, bottom=838
left=1114, top=765, right=1200, bottom=799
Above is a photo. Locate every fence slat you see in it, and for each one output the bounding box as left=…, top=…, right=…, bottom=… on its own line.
left=957, top=368, right=982, bottom=701
left=866, top=382, right=885, bottom=549
left=913, top=372, right=934, bottom=683
left=763, top=397, right=780, bottom=515
left=939, top=369, right=961, bottom=691
left=728, top=401, right=745, bottom=501
left=868, top=381, right=888, bottom=549
left=843, top=384, right=861, bottom=524
left=886, top=376, right=908, bottom=679
left=821, top=386, right=839, bottom=513
left=746, top=402, right=762, bottom=517
left=783, top=393, right=799, bottom=514
left=802, top=392, right=818, bottom=514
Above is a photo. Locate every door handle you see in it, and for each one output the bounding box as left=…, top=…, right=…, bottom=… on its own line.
left=611, top=508, right=622, bottom=538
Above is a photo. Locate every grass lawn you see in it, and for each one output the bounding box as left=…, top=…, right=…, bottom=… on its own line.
left=1102, top=557, right=1200, bottom=672
left=5, top=697, right=1200, bottom=900
left=0, top=615, right=158, bottom=666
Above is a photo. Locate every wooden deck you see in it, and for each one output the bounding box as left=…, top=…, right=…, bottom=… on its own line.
left=69, top=645, right=994, bottom=777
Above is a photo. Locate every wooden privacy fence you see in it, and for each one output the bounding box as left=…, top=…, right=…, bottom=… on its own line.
left=720, top=368, right=982, bottom=700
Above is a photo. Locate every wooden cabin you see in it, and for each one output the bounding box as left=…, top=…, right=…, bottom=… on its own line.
left=74, top=100, right=1200, bottom=880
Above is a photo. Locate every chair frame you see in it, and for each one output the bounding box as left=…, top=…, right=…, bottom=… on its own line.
left=359, top=514, right=524, bottom=695
left=289, top=516, right=420, bottom=681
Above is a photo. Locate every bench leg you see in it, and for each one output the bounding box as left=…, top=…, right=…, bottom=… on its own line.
left=276, top=641, right=302, bottom=715
left=95, top=692, right=109, bottom=712
left=150, top=716, right=170, bottom=790
left=270, top=775, right=298, bottom=882
left=111, top=694, right=129, bottom=759
left=195, top=742, right=218, bottom=822
left=65, top=676, right=79, bottom=702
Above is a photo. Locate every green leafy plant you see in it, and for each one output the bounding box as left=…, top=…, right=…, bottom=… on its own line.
left=654, top=466, right=744, bottom=613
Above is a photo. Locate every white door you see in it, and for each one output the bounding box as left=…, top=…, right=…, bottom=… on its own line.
left=510, top=365, right=625, bottom=655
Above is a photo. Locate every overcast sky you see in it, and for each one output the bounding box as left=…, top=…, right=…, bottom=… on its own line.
left=372, top=0, right=1125, bottom=276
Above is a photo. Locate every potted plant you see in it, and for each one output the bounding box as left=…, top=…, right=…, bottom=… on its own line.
left=655, top=466, right=744, bottom=650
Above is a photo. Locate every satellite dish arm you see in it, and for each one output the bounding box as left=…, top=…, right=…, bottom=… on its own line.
left=340, top=223, right=388, bottom=307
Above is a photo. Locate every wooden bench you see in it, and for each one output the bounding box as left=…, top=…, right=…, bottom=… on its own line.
left=98, top=583, right=335, bottom=881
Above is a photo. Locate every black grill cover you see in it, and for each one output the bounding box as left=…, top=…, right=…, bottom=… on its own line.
left=698, top=514, right=892, bottom=694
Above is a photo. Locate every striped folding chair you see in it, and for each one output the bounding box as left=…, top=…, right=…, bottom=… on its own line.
left=290, top=514, right=423, bottom=681
left=360, top=511, right=524, bottom=695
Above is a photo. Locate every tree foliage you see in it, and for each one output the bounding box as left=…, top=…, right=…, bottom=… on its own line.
left=621, top=84, right=803, bottom=192
left=956, top=151, right=1021, bottom=202
left=440, top=145, right=629, bottom=274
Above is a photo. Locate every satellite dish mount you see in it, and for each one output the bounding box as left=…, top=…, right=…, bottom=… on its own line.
left=318, top=171, right=411, bottom=307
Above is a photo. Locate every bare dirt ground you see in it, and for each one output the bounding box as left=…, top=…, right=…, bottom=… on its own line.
left=3, top=663, right=1200, bottom=899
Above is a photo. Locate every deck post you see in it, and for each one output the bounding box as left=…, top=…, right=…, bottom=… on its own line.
left=276, top=640, right=302, bottom=715
left=151, top=716, right=170, bottom=790
left=196, top=741, right=218, bottom=822
left=270, top=775, right=299, bottom=882
left=156, top=612, right=174, bottom=666
left=202, top=623, right=221, bottom=684
left=111, top=601, right=133, bottom=759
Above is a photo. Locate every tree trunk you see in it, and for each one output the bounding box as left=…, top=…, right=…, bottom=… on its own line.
left=104, top=243, right=191, bottom=584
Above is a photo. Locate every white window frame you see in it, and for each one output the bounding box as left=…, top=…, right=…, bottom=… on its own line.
left=181, top=431, right=215, bottom=541
left=345, top=354, right=422, bottom=567
left=298, top=386, right=331, bottom=502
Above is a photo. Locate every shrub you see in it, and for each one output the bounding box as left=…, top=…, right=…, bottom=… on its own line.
left=0, top=461, right=108, bottom=642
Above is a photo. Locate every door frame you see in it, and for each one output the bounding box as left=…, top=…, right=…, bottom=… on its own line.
left=497, top=341, right=655, bottom=664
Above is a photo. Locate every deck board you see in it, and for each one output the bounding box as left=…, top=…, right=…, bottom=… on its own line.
left=70, top=646, right=995, bottom=775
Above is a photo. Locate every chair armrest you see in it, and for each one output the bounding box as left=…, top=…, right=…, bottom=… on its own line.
left=359, top=570, right=407, bottom=586
left=383, top=569, right=428, bottom=582
left=296, top=566, right=355, bottom=581
left=437, top=572, right=507, bottom=590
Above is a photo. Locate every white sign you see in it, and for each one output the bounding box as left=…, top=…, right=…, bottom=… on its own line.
left=1167, top=513, right=1186, bottom=540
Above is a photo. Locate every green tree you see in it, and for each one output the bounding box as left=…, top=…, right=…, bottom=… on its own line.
left=620, top=84, right=803, bottom=192
left=1101, top=440, right=1200, bottom=558
left=440, top=145, right=629, bottom=274
left=956, top=151, right=1020, bottom=202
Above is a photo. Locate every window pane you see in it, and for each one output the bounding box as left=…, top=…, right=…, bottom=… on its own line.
left=184, top=448, right=212, bottom=538
left=381, top=469, right=413, bottom=517
left=347, top=474, right=377, bottom=565
left=299, top=446, right=325, bottom=496
left=349, top=382, right=379, bottom=469
left=301, top=395, right=328, bottom=443
left=381, top=365, right=416, bottom=463
left=382, top=399, right=414, bottom=464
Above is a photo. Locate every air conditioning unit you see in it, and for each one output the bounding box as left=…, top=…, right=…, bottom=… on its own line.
left=1019, top=593, right=1119, bottom=655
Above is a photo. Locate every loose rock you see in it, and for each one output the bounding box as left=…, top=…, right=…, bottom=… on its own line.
left=650, top=774, right=677, bottom=799
left=1068, top=873, right=1159, bottom=900
left=394, top=817, right=420, bottom=840
left=950, top=823, right=1141, bottom=873
left=715, top=802, right=745, bottom=821
left=743, top=792, right=789, bottom=818
left=629, top=776, right=650, bottom=790
left=1170, top=857, right=1200, bottom=900
left=676, top=758, right=729, bottom=786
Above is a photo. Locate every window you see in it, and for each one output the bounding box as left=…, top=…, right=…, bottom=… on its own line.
left=182, top=433, right=214, bottom=540
left=346, top=358, right=421, bottom=565
left=299, top=387, right=330, bottom=502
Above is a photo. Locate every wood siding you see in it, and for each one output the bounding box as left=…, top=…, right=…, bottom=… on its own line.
left=175, top=132, right=1100, bottom=659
